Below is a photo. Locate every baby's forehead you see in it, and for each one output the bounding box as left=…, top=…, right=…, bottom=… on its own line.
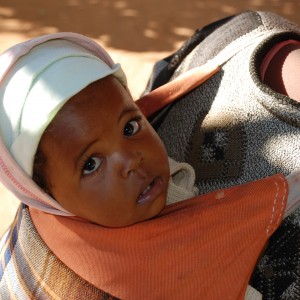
left=62, top=76, right=122, bottom=108
left=47, top=76, right=131, bottom=131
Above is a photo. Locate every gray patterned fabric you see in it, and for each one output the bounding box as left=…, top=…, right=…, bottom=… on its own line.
left=146, top=11, right=300, bottom=299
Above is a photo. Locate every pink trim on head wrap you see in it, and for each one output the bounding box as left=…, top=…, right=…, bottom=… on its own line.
left=0, top=32, right=127, bottom=216
left=0, top=32, right=116, bottom=83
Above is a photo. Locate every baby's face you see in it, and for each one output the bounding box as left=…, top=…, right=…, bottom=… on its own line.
left=39, top=76, right=170, bottom=227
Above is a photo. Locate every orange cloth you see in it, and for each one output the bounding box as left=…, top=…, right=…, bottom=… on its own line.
left=136, top=62, right=220, bottom=117
left=30, top=174, right=287, bottom=299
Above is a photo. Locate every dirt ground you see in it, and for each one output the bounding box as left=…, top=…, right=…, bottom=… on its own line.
left=0, top=0, right=300, bottom=235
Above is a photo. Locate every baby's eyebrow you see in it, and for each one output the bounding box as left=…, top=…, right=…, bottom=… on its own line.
left=118, top=105, right=140, bottom=122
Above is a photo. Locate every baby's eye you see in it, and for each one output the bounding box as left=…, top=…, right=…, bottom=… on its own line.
left=82, top=157, right=102, bottom=175
left=124, top=119, right=141, bottom=137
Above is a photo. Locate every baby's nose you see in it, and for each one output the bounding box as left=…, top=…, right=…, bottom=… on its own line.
left=113, top=150, right=144, bottom=178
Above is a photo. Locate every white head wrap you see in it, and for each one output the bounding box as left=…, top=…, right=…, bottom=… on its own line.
left=0, top=32, right=127, bottom=215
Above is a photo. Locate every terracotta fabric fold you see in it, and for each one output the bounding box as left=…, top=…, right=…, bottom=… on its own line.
left=136, top=62, right=220, bottom=117
left=30, top=174, right=287, bottom=299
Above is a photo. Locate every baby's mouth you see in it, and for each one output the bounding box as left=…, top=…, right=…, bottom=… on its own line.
left=141, top=181, right=153, bottom=194
left=137, top=179, right=157, bottom=204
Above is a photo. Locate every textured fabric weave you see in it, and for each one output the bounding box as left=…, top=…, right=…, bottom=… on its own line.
left=0, top=205, right=118, bottom=300
left=28, top=174, right=287, bottom=300
left=166, top=157, right=199, bottom=204
left=144, top=10, right=300, bottom=299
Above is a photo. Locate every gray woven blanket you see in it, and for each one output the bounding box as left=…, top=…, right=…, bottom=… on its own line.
left=147, top=11, right=300, bottom=299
